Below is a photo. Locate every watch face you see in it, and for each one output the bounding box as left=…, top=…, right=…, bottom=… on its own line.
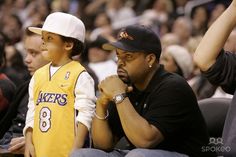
left=113, top=93, right=127, bottom=104
left=116, top=95, right=122, bottom=101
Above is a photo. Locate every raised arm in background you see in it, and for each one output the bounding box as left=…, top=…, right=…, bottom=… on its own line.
left=194, top=0, right=236, bottom=71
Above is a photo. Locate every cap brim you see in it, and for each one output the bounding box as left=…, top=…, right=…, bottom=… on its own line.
left=102, top=41, right=140, bottom=52
left=102, top=43, right=116, bottom=51
left=28, top=27, right=42, bottom=35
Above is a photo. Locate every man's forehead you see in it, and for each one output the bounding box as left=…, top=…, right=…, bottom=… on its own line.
left=116, top=49, right=142, bottom=55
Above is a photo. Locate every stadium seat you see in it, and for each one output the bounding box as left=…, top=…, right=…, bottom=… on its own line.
left=198, top=98, right=231, bottom=138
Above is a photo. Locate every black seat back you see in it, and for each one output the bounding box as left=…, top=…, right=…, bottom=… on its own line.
left=198, top=98, right=231, bottom=138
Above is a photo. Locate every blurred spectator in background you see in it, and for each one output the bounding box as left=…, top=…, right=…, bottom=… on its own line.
left=0, top=31, right=16, bottom=121
left=172, top=0, right=188, bottom=17
left=89, top=12, right=113, bottom=41
left=87, top=36, right=117, bottom=85
left=160, top=45, right=193, bottom=80
left=140, top=0, right=172, bottom=26
left=23, top=0, right=50, bottom=27
left=54, top=0, right=70, bottom=13
left=186, top=36, right=203, bottom=55
left=191, top=6, right=209, bottom=36
left=172, top=17, right=192, bottom=47
left=85, top=0, right=135, bottom=29
left=107, top=0, right=136, bottom=26
left=161, top=33, right=180, bottom=50
left=85, top=0, right=107, bottom=16
left=186, top=36, right=203, bottom=82
left=132, top=0, right=154, bottom=15
left=73, top=51, right=99, bottom=97
left=207, top=3, right=226, bottom=27
left=0, top=24, right=48, bottom=155
left=3, top=44, right=30, bottom=87
left=2, top=14, right=22, bottom=45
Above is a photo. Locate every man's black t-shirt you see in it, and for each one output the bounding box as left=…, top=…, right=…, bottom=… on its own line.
left=108, top=65, right=215, bottom=157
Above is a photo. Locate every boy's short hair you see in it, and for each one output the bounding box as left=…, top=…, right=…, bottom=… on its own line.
left=60, top=36, right=84, bottom=57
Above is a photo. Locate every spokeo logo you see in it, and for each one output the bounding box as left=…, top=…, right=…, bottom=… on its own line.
left=201, top=137, right=231, bottom=153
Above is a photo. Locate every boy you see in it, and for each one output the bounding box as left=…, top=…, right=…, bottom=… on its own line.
left=24, top=12, right=96, bottom=157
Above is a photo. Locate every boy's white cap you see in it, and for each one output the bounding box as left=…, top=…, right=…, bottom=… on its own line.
left=28, top=12, right=86, bottom=43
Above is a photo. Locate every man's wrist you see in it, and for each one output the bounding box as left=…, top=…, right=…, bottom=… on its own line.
left=94, top=110, right=109, bottom=120
left=112, top=89, right=126, bottom=98
left=94, top=104, right=109, bottom=120
left=95, top=103, right=108, bottom=114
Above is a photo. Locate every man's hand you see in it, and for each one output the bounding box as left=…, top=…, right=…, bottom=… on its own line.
left=96, top=93, right=110, bottom=109
left=8, top=136, right=25, bottom=154
left=98, top=75, right=128, bottom=100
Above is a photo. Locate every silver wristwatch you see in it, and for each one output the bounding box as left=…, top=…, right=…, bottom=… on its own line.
left=113, top=93, right=127, bottom=104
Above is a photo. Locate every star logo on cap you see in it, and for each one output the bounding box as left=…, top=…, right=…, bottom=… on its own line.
left=118, top=31, right=134, bottom=40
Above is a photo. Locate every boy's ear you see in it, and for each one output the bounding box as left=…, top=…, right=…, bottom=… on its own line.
left=64, top=42, right=73, bottom=51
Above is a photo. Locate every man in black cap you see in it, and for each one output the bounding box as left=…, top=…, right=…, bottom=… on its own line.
left=71, top=25, right=215, bottom=157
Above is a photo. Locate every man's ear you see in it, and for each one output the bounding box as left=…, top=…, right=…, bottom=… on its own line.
left=146, top=53, right=156, bottom=66
left=64, top=42, right=74, bottom=51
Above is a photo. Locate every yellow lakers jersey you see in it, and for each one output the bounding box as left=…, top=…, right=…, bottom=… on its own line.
left=33, top=61, right=85, bottom=157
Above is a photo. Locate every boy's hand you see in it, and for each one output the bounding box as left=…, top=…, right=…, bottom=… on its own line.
left=8, top=136, right=25, bottom=154
left=24, top=128, right=36, bottom=157
left=24, top=139, right=36, bottom=157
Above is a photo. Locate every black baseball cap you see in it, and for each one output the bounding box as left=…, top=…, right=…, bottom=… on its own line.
left=103, top=25, right=162, bottom=59
left=89, top=35, right=109, bottom=51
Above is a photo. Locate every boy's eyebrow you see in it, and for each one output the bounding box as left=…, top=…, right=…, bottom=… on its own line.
left=41, top=32, right=55, bottom=40
left=42, top=32, right=54, bottom=36
left=46, top=32, right=53, bottom=35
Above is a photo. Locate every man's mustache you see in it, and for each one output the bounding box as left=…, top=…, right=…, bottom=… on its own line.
left=117, top=67, right=132, bottom=85
left=117, top=66, right=127, bottom=72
